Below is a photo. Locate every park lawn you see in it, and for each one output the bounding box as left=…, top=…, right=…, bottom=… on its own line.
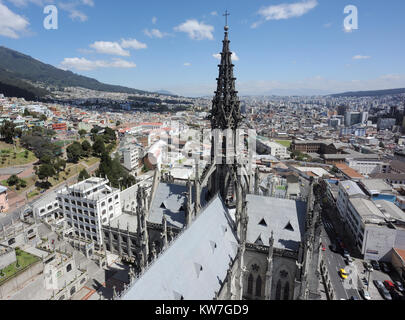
left=275, top=140, right=292, bottom=148
left=0, top=142, right=37, bottom=168
left=48, top=163, right=85, bottom=187
left=82, top=156, right=99, bottom=167
left=27, top=190, right=40, bottom=199
left=1, top=176, right=37, bottom=194
left=0, top=249, right=40, bottom=285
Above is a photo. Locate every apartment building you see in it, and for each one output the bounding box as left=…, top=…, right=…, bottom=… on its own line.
left=122, top=146, right=143, bottom=171
left=58, top=178, right=122, bottom=247
left=336, top=180, right=367, bottom=221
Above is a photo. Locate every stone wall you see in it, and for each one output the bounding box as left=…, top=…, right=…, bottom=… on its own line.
left=0, top=261, right=44, bottom=299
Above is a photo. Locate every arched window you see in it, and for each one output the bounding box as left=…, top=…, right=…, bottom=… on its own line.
left=283, top=282, right=290, bottom=300
left=275, top=280, right=282, bottom=300
left=255, top=276, right=262, bottom=297
left=247, top=273, right=254, bottom=295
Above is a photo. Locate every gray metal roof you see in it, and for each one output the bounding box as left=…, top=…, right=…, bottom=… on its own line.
left=246, top=195, right=307, bottom=251
left=122, top=195, right=238, bottom=300
left=339, top=180, right=365, bottom=197
left=148, top=183, right=206, bottom=229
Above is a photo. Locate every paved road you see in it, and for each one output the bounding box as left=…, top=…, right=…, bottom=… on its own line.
left=320, top=215, right=361, bottom=300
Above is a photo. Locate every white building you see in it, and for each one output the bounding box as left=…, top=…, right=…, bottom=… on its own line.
left=346, top=157, right=383, bottom=175
left=58, top=178, right=122, bottom=247
left=122, top=146, right=143, bottom=171
left=346, top=198, right=405, bottom=261
left=336, top=180, right=367, bottom=221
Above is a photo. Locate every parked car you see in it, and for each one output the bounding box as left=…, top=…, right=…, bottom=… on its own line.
left=343, top=249, right=350, bottom=258
left=330, top=243, right=337, bottom=252
left=321, top=243, right=326, bottom=251
left=363, top=261, right=373, bottom=272
left=390, top=290, right=403, bottom=300
left=380, top=262, right=391, bottom=273
left=350, top=295, right=360, bottom=300
left=394, top=281, right=404, bottom=293
left=384, top=280, right=395, bottom=292
left=374, top=280, right=392, bottom=300
left=362, top=277, right=369, bottom=287
left=358, top=289, right=371, bottom=300
left=370, top=260, right=380, bottom=271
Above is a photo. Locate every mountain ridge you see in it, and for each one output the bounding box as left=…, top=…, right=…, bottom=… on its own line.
left=0, top=46, right=154, bottom=100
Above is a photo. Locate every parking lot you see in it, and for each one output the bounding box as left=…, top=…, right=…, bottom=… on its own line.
left=353, top=259, right=405, bottom=300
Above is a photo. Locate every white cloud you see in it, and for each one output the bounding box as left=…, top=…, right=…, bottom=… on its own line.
left=213, top=52, right=239, bottom=61
left=252, top=0, right=318, bottom=28
left=60, top=57, right=136, bottom=71
left=81, top=0, right=94, bottom=6
left=184, top=62, right=191, bottom=67
left=143, top=28, right=169, bottom=39
left=174, top=19, right=214, bottom=40
left=89, top=41, right=130, bottom=56
left=352, top=55, right=371, bottom=60
left=324, top=22, right=332, bottom=28
left=152, top=16, right=157, bottom=24
left=58, top=2, right=89, bottom=22
left=0, top=3, right=30, bottom=38
left=210, top=11, right=218, bottom=16
left=6, top=0, right=50, bottom=7
left=120, top=38, right=147, bottom=50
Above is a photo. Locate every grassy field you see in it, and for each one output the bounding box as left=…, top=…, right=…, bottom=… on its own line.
left=0, top=141, right=37, bottom=168
left=82, top=156, right=99, bottom=167
left=275, top=140, right=292, bottom=148
left=0, top=249, right=40, bottom=285
left=48, top=163, right=85, bottom=186
left=1, top=176, right=37, bottom=194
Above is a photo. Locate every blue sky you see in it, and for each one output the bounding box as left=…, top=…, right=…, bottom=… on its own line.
left=1, top=0, right=405, bottom=96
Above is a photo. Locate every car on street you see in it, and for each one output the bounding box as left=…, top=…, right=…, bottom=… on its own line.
left=380, top=262, right=391, bottom=273
left=349, top=295, right=360, bottom=300
left=339, top=268, right=348, bottom=279
left=362, top=277, right=369, bottom=286
left=330, top=243, right=337, bottom=252
left=358, top=289, right=371, bottom=300
left=370, top=260, right=380, bottom=271
left=394, top=281, right=404, bottom=293
left=321, top=243, right=326, bottom=251
left=374, top=280, right=392, bottom=300
left=363, top=261, right=373, bottom=272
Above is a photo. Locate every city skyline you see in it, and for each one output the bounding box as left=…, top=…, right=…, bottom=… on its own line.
left=1, top=0, right=405, bottom=97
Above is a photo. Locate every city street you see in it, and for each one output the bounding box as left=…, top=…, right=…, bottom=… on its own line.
left=320, top=214, right=361, bottom=300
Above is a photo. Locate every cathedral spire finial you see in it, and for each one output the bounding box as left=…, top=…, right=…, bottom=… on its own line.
left=223, top=10, right=230, bottom=30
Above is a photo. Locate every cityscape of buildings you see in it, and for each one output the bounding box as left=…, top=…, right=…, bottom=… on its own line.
left=1, top=10, right=405, bottom=305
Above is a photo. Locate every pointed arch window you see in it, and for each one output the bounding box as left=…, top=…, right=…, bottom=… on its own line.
left=275, top=280, right=282, bottom=300
left=255, top=276, right=262, bottom=297
left=284, top=282, right=290, bottom=300
left=247, top=273, right=253, bottom=295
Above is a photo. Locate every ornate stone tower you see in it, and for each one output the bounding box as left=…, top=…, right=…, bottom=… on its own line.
left=208, top=18, right=244, bottom=203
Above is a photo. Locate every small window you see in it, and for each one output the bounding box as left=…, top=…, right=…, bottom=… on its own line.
left=284, top=222, right=294, bottom=232
left=259, top=219, right=267, bottom=227
left=66, top=264, right=72, bottom=272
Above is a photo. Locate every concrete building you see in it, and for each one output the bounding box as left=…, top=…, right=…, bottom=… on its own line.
left=336, top=180, right=367, bottom=221
left=58, top=178, right=121, bottom=247
left=0, top=186, right=8, bottom=213
left=121, top=145, right=143, bottom=171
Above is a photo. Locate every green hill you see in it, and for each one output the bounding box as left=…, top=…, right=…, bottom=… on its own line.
left=0, top=46, right=152, bottom=99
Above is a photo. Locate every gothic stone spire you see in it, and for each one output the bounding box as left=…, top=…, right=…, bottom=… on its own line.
left=210, top=22, right=242, bottom=131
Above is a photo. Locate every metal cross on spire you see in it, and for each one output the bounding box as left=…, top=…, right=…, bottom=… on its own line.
left=223, top=10, right=230, bottom=27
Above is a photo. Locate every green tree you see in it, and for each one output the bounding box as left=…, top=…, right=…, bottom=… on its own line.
left=78, top=129, right=87, bottom=138
left=92, top=136, right=106, bottom=157
left=7, top=174, right=19, bottom=186
left=37, top=164, right=55, bottom=183
left=81, top=140, right=92, bottom=156
left=54, top=157, right=66, bottom=174
left=0, top=120, right=21, bottom=144
left=78, top=169, right=90, bottom=181
left=66, top=142, right=83, bottom=163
